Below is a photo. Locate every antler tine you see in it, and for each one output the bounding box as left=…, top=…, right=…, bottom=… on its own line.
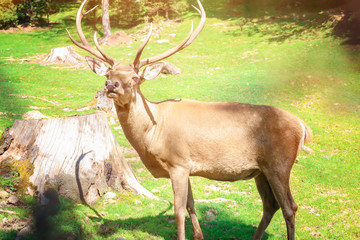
left=94, top=32, right=116, bottom=65
left=67, top=29, right=109, bottom=63
left=137, top=22, right=194, bottom=70
left=181, top=0, right=206, bottom=49
left=67, top=0, right=115, bottom=66
left=132, top=23, right=153, bottom=71
left=136, top=0, right=206, bottom=70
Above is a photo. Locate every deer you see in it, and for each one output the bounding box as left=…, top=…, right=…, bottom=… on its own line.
left=67, top=0, right=313, bottom=239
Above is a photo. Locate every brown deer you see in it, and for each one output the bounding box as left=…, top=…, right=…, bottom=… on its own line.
left=67, top=0, right=313, bottom=239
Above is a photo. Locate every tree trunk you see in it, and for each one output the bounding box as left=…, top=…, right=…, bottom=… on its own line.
left=0, top=112, right=157, bottom=204
left=102, top=0, right=112, bottom=40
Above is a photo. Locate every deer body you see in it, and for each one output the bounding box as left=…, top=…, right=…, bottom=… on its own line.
left=118, top=90, right=307, bottom=182
left=68, top=1, right=313, bottom=239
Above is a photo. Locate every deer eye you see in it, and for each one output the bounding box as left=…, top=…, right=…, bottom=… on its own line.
left=132, top=76, right=140, bottom=82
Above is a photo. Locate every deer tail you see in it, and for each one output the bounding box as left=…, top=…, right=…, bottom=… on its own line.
left=299, top=120, right=314, bottom=155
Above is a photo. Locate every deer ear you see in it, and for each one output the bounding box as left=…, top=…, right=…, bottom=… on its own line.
left=85, top=56, right=109, bottom=76
left=140, top=62, right=165, bottom=81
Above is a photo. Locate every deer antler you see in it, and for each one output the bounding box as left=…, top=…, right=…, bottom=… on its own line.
left=66, top=0, right=117, bottom=66
left=132, top=23, right=153, bottom=71
left=133, top=0, right=206, bottom=72
left=180, top=2, right=206, bottom=50
left=68, top=0, right=205, bottom=70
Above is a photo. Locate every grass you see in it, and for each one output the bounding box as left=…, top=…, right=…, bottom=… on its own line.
left=1, top=0, right=360, bottom=239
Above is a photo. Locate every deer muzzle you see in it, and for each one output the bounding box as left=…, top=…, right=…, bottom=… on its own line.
left=105, top=80, right=124, bottom=97
left=105, top=80, right=119, bottom=92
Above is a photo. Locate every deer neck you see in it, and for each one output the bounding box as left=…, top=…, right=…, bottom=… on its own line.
left=115, top=87, right=157, bottom=154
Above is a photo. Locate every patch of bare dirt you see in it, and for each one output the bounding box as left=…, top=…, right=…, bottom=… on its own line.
left=0, top=25, right=49, bottom=34
left=0, top=193, right=32, bottom=233
left=8, top=94, right=58, bottom=105
left=106, top=31, right=134, bottom=46
left=0, top=216, right=31, bottom=231
left=204, top=208, right=218, bottom=222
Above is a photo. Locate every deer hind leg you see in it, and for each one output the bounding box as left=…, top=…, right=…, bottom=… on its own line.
left=263, top=168, right=298, bottom=240
left=187, top=180, right=204, bottom=240
left=251, top=173, right=280, bottom=240
left=169, top=167, right=190, bottom=240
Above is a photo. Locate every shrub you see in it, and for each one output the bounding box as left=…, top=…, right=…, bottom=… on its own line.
left=84, top=0, right=145, bottom=29
left=0, top=0, right=18, bottom=28
left=16, top=0, right=58, bottom=25
left=85, top=0, right=189, bottom=29
left=110, top=0, right=146, bottom=28
left=145, top=0, right=188, bottom=22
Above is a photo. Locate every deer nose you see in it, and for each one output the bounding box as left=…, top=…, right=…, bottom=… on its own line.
left=105, top=80, right=120, bottom=92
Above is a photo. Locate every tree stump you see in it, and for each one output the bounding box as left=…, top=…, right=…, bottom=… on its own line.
left=94, top=88, right=117, bottom=117
left=0, top=112, right=157, bottom=204
left=42, top=46, right=84, bottom=65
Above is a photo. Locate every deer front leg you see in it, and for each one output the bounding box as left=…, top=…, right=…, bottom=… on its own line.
left=187, top=180, right=204, bottom=240
left=169, top=167, right=190, bottom=240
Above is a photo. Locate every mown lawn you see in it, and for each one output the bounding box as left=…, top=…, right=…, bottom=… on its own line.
left=1, top=0, right=359, bottom=239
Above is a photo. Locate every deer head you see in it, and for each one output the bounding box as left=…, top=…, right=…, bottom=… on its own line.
left=67, top=0, right=205, bottom=107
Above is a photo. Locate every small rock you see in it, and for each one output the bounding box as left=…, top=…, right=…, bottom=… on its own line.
left=7, top=195, right=20, bottom=205
left=157, top=39, right=169, bottom=43
left=23, top=110, right=49, bottom=120
left=15, top=225, right=33, bottom=240
left=0, top=190, right=9, bottom=199
left=104, top=192, right=117, bottom=200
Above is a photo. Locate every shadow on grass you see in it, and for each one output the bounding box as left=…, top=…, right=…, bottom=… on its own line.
left=5, top=195, right=271, bottom=239
left=188, top=0, right=360, bottom=44
left=90, top=205, right=271, bottom=240
left=96, top=215, right=270, bottom=239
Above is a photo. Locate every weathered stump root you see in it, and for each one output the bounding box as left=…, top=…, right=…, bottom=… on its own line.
left=0, top=112, right=157, bottom=204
